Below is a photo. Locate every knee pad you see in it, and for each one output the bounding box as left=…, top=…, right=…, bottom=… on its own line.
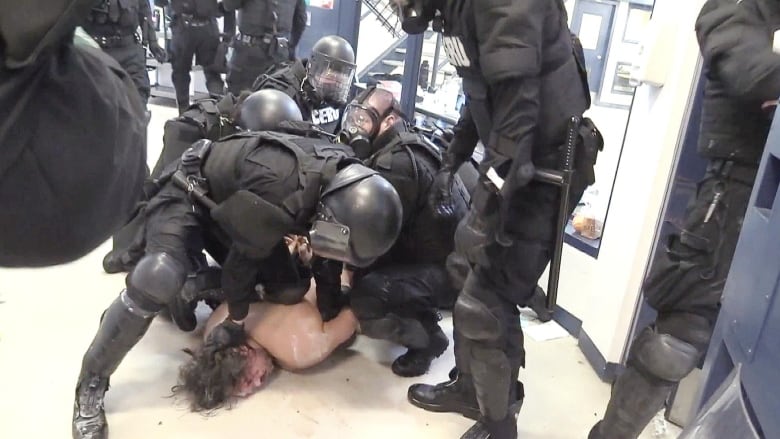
left=454, top=292, right=503, bottom=342
left=126, top=252, right=187, bottom=310
left=656, top=312, right=713, bottom=351
left=629, top=326, right=703, bottom=383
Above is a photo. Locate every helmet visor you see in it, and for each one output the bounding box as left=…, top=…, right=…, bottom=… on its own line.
left=309, top=55, right=356, bottom=106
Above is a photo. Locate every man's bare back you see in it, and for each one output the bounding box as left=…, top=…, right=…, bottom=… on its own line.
left=204, top=285, right=357, bottom=371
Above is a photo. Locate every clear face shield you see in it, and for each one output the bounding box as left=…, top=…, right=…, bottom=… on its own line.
left=308, top=53, right=356, bottom=107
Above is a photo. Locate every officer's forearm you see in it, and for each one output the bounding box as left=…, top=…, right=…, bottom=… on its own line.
left=290, top=0, right=307, bottom=47
left=222, top=9, right=236, bottom=36
left=447, top=104, right=480, bottom=166
left=222, top=247, right=260, bottom=321
left=488, top=76, right=540, bottom=167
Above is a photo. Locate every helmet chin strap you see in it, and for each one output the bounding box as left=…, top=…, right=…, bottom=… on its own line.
left=301, top=72, right=324, bottom=107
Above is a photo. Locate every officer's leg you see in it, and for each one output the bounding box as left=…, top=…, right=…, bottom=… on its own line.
left=72, top=253, right=188, bottom=439
left=73, top=189, right=200, bottom=439
left=102, top=206, right=147, bottom=274
left=195, top=24, right=226, bottom=97
left=589, top=313, right=711, bottom=439
left=351, top=264, right=453, bottom=377
left=227, top=43, right=273, bottom=95
left=590, top=170, right=752, bottom=439
left=170, top=26, right=195, bottom=113
left=226, top=42, right=249, bottom=95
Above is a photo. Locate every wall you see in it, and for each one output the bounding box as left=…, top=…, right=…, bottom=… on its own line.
left=554, top=0, right=706, bottom=366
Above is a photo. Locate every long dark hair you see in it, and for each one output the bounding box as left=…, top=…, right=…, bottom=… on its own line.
left=172, top=346, right=248, bottom=412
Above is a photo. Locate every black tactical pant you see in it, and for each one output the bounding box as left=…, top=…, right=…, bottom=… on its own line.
left=350, top=263, right=458, bottom=332
left=590, top=162, right=757, bottom=439
left=226, top=39, right=286, bottom=95
left=642, top=162, right=757, bottom=354
left=451, top=170, right=587, bottom=423
left=104, top=42, right=150, bottom=105
left=170, top=20, right=225, bottom=109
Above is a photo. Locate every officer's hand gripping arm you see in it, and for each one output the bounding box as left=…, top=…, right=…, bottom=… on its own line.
left=476, top=0, right=544, bottom=195
left=311, top=257, right=348, bottom=322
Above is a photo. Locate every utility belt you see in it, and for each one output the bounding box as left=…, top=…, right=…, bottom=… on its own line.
left=235, top=32, right=289, bottom=54
left=178, top=13, right=213, bottom=27
left=93, top=33, right=139, bottom=49
left=706, top=159, right=758, bottom=186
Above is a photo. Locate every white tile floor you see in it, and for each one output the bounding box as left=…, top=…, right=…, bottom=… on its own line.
left=0, top=103, right=681, bottom=439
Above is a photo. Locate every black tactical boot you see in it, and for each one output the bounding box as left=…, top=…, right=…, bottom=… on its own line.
left=526, top=286, right=552, bottom=322
left=588, top=367, right=674, bottom=439
left=72, top=375, right=109, bottom=439
left=391, top=325, right=449, bottom=377
left=408, top=369, right=481, bottom=419
left=461, top=414, right=518, bottom=439
left=73, top=293, right=154, bottom=439
left=409, top=369, right=525, bottom=420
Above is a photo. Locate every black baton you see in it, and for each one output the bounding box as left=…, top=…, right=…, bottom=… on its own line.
left=544, top=115, right=580, bottom=311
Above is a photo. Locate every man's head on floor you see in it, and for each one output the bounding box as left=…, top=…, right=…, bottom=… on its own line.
left=175, top=344, right=275, bottom=411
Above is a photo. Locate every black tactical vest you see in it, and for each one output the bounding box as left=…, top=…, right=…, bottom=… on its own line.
left=367, top=132, right=469, bottom=264
left=203, top=131, right=354, bottom=222
left=153, top=96, right=241, bottom=178
left=169, top=0, right=220, bottom=17
left=87, top=0, right=141, bottom=32
left=238, top=0, right=295, bottom=36
left=255, top=60, right=344, bottom=133
left=440, top=0, right=588, bottom=154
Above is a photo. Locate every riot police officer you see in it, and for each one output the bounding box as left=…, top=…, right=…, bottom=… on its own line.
left=155, top=0, right=235, bottom=113
left=392, top=1, right=596, bottom=438
left=83, top=0, right=167, bottom=106
left=222, top=0, right=307, bottom=95
left=253, top=35, right=357, bottom=133
left=101, top=89, right=327, bottom=274
left=589, top=1, right=780, bottom=437
left=72, top=91, right=403, bottom=439
left=1, top=0, right=148, bottom=267
left=337, top=86, right=470, bottom=377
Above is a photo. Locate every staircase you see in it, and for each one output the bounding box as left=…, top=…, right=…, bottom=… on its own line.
left=356, top=0, right=455, bottom=89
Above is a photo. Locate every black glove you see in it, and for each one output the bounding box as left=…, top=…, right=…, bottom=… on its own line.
left=428, top=153, right=466, bottom=219
left=311, top=257, right=346, bottom=321
left=203, top=319, right=246, bottom=355
left=149, top=43, right=167, bottom=63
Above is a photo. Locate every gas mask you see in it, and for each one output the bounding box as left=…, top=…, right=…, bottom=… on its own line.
left=389, top=0, right=439, bottom=35
left=337, top=86, right=401, bottom=159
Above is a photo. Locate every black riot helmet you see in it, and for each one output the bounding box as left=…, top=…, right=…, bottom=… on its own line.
left=306, top=35, right=357, bottom=107
left=389, top=0, right=441, bottom=34
left=239, top=89, right=303, bottom=131
left=310, top=163, right=403, bottom=268
left=336, top=86, right=406, bottom=159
